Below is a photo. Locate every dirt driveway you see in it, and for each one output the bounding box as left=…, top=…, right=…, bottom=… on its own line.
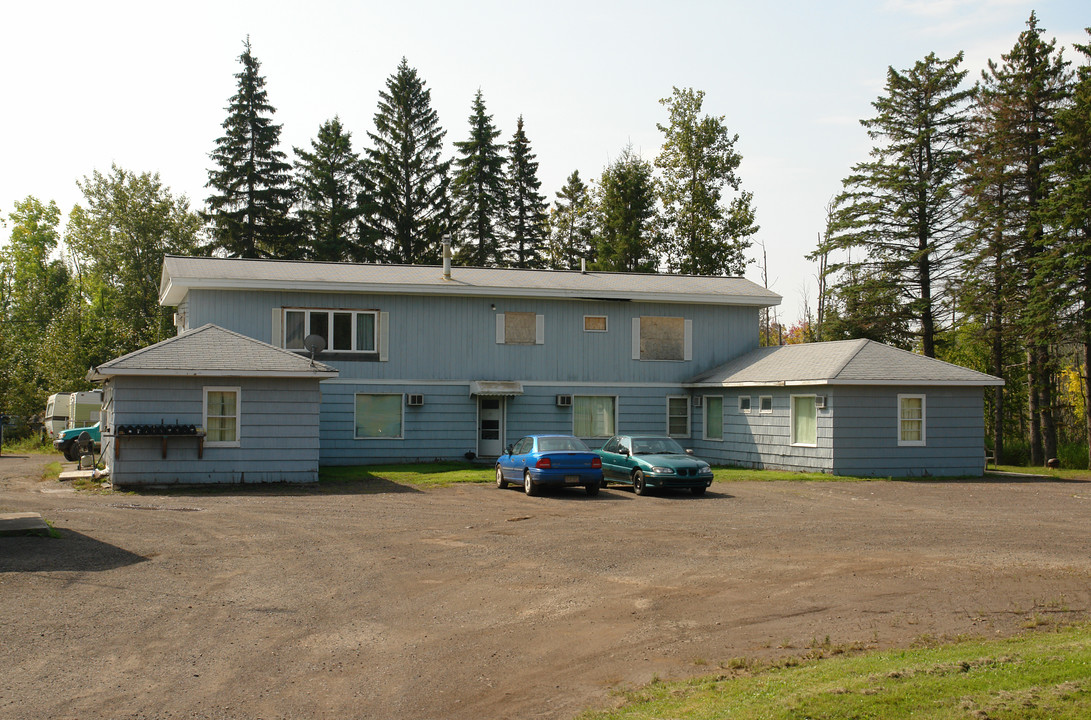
left=2, top=453, right=1089, bottom=720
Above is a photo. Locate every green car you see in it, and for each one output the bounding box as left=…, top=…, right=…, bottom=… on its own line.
left=596, top=435, right=713, bottom=496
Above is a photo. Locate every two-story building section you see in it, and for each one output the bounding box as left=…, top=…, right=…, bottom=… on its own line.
left=158, top=254, right=780, bottom=466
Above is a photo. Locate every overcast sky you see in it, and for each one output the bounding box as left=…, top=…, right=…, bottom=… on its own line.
left=0, top=0, right=1086, bottom=323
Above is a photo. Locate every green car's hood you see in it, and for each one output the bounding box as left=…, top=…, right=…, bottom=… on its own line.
left=633, top=453, right=708, bottom=469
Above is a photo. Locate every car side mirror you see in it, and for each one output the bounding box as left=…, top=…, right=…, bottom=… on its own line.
left=619, top=447, right=630, bottom=456
left=506, top=444, right=514, bottom=456
left=685, top=448, right=694, bottom=455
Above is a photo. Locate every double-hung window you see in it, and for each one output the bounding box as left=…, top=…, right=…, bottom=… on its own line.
left=284, top=309, right=377, bottom=353
left=898, top=394, right=926, bottom=446
left=667, top=396, right=690, bottom=438
left=204, top=386, right=240, bottom=447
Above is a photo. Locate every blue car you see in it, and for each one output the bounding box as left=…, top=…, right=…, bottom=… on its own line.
left=496, top=435, right=603, bottom=496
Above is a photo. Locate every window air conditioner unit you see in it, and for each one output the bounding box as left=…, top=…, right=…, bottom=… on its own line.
left=407, top=394, right=425, bottom=407
left=556, top=394, right=573, bottom=407
left=692, top=396, right=703, bottom=408
left=815, top=395, right=827, bottom=409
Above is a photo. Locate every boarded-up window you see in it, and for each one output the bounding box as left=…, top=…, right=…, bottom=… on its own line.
left=640, top=316, right=685, bottom=360
left=584, top=315, right=607, bottom=332
left=504, top=312, right=537, bottom=344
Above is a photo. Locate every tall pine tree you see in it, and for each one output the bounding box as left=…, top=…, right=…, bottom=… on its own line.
left=292, top=117, right=376, bottom=262
left=364, top=58, right=450, bottom=264
left=547, top=170, right=595, bottom=270
left=595, top=145, right=659, bottom=273
left=976, top=12, right=1070, bottom=465
left=826, top=53, right=972, bottom=358
left=205, top=37, right=294, bottom=259
left=451, top=89, right=507, bottom=266
left=504, top=116, right=548, bottom=268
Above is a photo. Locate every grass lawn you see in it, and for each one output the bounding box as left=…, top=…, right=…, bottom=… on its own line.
left=320, top=462, right=496, bottom=488
left=577, top=624, right=1091, bottom=720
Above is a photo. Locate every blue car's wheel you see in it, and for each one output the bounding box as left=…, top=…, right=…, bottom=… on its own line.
left=524, top=469, right=539, bottom=497
left=496, top=465, right=508, bottom=489
left=633, top=469, right=648, bottom=496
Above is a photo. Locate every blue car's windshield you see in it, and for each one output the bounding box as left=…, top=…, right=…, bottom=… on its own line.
left=538, top=437, right=591, bottom=453
left=632, top=437, right=685, bottom=455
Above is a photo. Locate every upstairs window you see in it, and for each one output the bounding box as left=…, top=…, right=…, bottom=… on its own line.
left=632, top=316, right=692, bottom=361
left=496, top=312, right=544, bottom=344
left=583, top=315, right=608, bottom=332
left=284, top=309, right=377, bottom=353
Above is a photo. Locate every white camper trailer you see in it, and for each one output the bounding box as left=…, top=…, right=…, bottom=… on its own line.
left=66, top=390, right=102, bottom=428
left=44, top=393, right=72, bottom=440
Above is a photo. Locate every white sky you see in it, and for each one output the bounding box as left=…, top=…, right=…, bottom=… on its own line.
left=0, top=0, right=1086, bottom=323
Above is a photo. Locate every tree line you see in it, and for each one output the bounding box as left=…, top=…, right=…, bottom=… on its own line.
left=0, top=38, right=756, bottom=425
left=808, top=13, right=1091, bottom=468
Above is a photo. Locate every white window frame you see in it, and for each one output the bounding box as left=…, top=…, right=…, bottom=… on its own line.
left=759, top=395, right=773, bottom=414
left=897, top=394, right=927, bottom=447
left=203, top=386, right=241, bottom=448
left=666, top=396, right=691, bottom=438
left=354, top=393, right=405, bottom=440
left=572, top=395, right=618, bottom=439
left=738, top=395, right=752, bottom=414
left=583, top=315, right=608, bottom=332
left=282, top=308, right=379, bottom=354
left=790, top=394, right=818, bottom=448
left=703, top=395, right=724, bottom=442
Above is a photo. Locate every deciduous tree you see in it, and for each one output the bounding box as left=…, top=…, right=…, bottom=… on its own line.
left=594, top=145, right=659, bottom=273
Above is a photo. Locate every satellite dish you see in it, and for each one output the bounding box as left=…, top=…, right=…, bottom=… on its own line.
left=303, top=334, right=326, bottom=366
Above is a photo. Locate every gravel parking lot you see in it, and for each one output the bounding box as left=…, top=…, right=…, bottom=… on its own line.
left=2, top=453, right=1090, bottom=720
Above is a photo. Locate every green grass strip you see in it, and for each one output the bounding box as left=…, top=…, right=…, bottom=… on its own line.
left=578, top=625, right=1091, bottom=719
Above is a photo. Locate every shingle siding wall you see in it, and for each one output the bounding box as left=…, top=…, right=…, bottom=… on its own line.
left=104, top=376, right=323, bottom=486
left=688, top=389, right=834, bottom=472
left=831, top=385, right=985, bottom=477
left=318, top=382, right=689, bottom=465
left=183, top=289, right=759, bottom=384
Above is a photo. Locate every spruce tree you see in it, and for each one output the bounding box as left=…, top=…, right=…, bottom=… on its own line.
left=547, top=170, right=595, bottom=270
left=655, top=87, right=756, bottom=276
left=504, top=116, right=548, bottom=268
left=292, top=117, right=376, bottom=262
left=594, top=145, right=659, bottom=273
left=975, top=12, right=1070, bottom=465
left=827, top=53, right=972, bottom=358
left=205, top=37, right=294, bottom=258
left=451, top=89, right=507, bottom=266
left=1048, top=28, right=1091, bottom=467
left=364, top=58, right=450, bottom=264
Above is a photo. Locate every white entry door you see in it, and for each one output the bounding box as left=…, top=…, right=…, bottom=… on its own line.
left=478, top=397, right=505, bottom=457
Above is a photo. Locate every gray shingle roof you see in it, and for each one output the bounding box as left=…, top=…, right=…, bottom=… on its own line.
left=688, top=339, right=1003, bottom=386
left=159, top=255, right=781, bottom=307
left=87, top=324, right=339, bottom=380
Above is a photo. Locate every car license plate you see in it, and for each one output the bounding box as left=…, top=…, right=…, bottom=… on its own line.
left=565, top=475, right=579, bottom=484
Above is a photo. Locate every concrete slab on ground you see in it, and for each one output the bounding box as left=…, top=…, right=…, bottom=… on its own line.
left=0, top=512, right=50, bottom=536
left=58, top=470, right=94, bottom=481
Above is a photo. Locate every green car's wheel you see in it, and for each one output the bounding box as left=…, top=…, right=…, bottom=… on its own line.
left=524, top=469, right=539, bottom=496
left=496, top=466, right=508, bottom=489
left=691, top=485, right=707, bottom=496
left=633, top=469, right=648, bottom=496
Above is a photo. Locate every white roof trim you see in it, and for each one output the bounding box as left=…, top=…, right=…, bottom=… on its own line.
left=685, top=378, right=1005, bottom=388
left=89, top=368, right=339, bottom=381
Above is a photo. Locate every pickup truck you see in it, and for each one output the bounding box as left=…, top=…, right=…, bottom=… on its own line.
left=54, top=423, right=101, bottom=462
